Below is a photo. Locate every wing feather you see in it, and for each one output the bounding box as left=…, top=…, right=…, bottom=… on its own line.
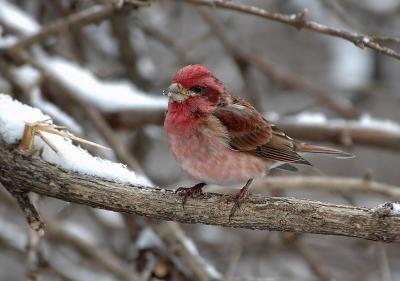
left=213, top=97, right=272, bottom=151
left=213, top=97, right=311, bottom=165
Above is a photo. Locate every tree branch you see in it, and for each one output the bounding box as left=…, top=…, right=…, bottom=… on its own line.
left=2, top=4, right=128, bottom=56
left=181, top=0, right=400, bottom=60
left=1, top=140, right=400, bottom=242
left=273, top=120, right=400, bottom=151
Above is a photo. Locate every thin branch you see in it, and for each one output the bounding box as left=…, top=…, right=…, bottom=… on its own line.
left=180, top=0, right=400, bottom=60
left=149, top=221, right=221, bottom=281
left=1, top=183, right=45, bottom=235
left=46, top=220, right=140, bottom=281
left=0, top=219, right=78, bottom=281
left=253, top=176, right=400, bottom=200
left=272, top=119, right=400, bottom=151
left=240, top=52, right=361, bottom=119
left=194, top=6, right=358, bottom=118
left=1, top=141, right=400, bottom=242
left=195, top=7, right=262, bottom=110
left=2, top=4, right=128, bottom=56
left=26, top=226, right=43, bottom=281
left=110, top=12, right=152, bottom=90
left=283, top=234, right=334, bottom=281
left=139, top=21, right=189, bottom=65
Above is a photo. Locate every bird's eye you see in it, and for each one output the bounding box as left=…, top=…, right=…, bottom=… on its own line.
left=190, top=85, right=203, bottom=93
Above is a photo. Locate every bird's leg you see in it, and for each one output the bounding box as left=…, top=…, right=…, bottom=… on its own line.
left=229, top=178, right=254, bottom=220
left=176, top=182, right=206, bottom=208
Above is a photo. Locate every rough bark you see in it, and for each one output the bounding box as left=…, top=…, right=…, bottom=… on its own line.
left=1, top=140, right=400, bottom=242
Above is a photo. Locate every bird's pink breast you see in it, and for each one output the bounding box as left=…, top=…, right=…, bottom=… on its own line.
left=165, top=115, right=267, bottom=184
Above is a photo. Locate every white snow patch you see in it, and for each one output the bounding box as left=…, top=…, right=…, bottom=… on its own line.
left=264, top=111, right=280, bottom=122
left=0, top=0, right=40, bottom=35
left=136, top=228, right=163, bottom=249
left=362, top=37, right=370, bottom=44
left=390, top=203, right=400, bottom=216
left=329, top=40, right=372, bottom=88
left=137, top=56, right=156, bottom=79
left=38, top=56, right=167, bottom=112
left=93, top=209, right=124, bottom=228
left=31, top=89, right=83, bottom=134
left=0, top=34, right=17, bottom=48
left=0, top=94, right=148, bottom=185
left=357, top=114, right=400, bottom=133
left=0, top=218, right=26, bottom=250
left=63, top=222, right=98, bottom=245
left=295, top=112, right=327, bottom=124
left=12, top=65, right=40, bottom=86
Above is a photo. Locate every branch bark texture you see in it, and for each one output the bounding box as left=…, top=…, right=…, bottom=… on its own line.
left=1, top=140, right=400, bottom=242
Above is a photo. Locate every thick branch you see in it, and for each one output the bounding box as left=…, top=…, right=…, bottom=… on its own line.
left=1, top=140, right=400, bottom=242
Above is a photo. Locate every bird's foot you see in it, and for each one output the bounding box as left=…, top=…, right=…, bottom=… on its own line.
left=228, top=178, right=253, bottom=220
left=176, top=182, right=206, bottom=208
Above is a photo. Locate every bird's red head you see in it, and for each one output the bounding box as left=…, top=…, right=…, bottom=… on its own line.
left=165, top=65, right=228, bottom=106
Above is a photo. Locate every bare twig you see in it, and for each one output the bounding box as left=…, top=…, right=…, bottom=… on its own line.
left=180, top=0, right=400, bottom=60
left=2, top=4, right=128, bottom=56
left=191, top=7, right=359, bottom=118
left=46, top=220, right=140, bottom=281
left=283, top=234, right=334, bottom=281
left=271, top=119, right=400, bottom=151
left=195, top=7, right=262, bottom=110
left=0, top=219, right=77, bottom=281
left=26, top=227, right=43, bottom=281
left=149, top=221, right=221, bottom=281
left=253, top=176, right=400, bottom=200
left=110, top=12, right=152, bottom=90
left=1, top=183, right=45, bottom=235
left=139, top=21, right=189, bottom=65
left=241, top=53, right=361, bottom=118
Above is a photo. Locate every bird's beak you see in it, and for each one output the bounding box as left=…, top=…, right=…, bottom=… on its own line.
left=163, top=83, right=190, bottom=102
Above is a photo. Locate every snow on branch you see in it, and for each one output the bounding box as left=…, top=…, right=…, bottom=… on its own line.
left=289, top=112, right=400, bottom=134
left=1, top=95, right=400, bottom=242
left=0, top=0, right=40, bottom=35
left=265, top=111, right=400, bottom=151
left=0, top=0, right=167, bottom=113
left=38, top=56, right=167, bottom=112
left=0, top=94, right=147, bottom=185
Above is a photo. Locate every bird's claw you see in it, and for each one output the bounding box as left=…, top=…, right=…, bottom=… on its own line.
left=228, top=178, right=253, bottom=220
left=176, top=183, right=206, bottom=208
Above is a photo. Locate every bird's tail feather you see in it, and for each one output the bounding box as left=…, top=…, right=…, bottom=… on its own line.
left=295, top=143, right=354, bottom=159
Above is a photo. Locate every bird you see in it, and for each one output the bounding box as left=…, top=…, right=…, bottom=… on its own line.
left=163, top=64, right=353, bottom=218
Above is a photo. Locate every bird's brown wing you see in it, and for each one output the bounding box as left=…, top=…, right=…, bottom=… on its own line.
left=212, top=97, right=272, bottom=151
left=256, top=124, right=311, bottom=165
left=213, top=97, right=310, bottom=165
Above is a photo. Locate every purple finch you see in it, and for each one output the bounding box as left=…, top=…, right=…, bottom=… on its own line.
left=164, top=64, right=353, bottom=217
